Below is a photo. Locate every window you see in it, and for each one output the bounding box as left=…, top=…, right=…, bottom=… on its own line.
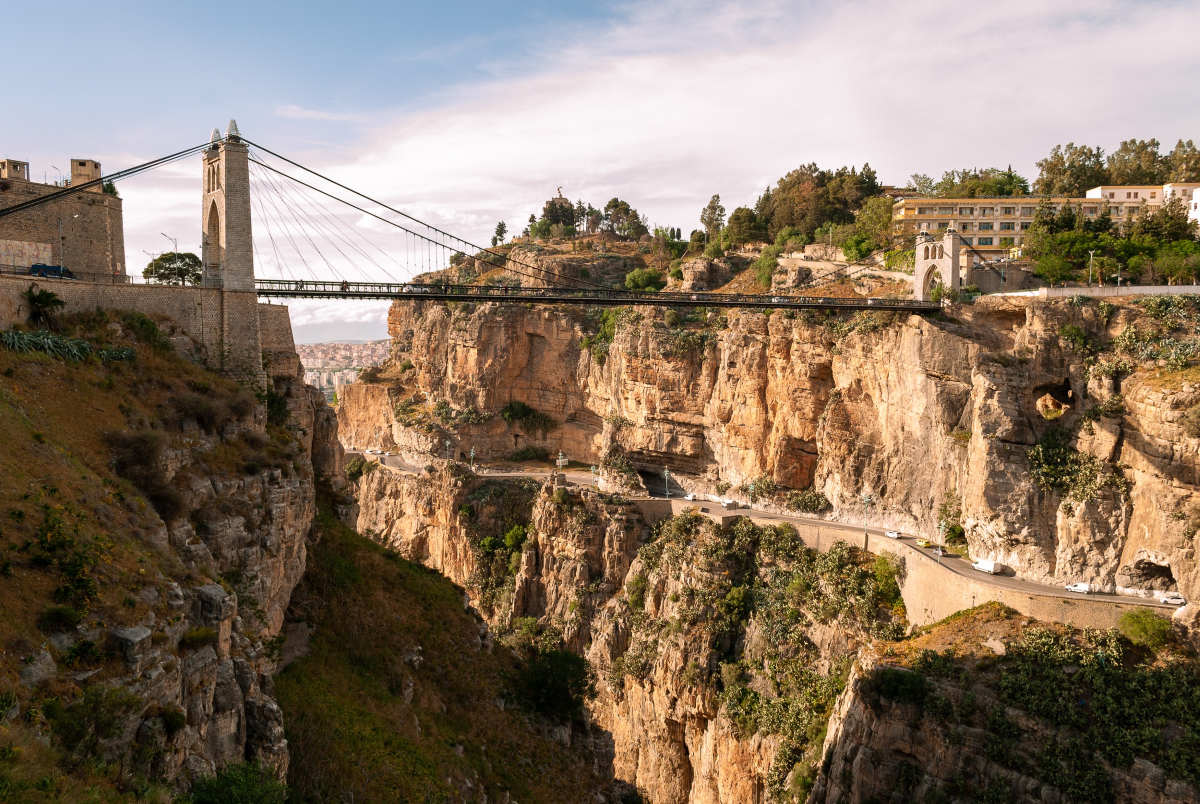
left=1150, top=192, right=1156, bottom=198
left=1001, top=206, right=1014, bottom=215
left=937, top=221, right=949, bottom=230
left=1126, top=192, right=1132, bottom=198
left=938, top=207, right=953, bottom=215
left=1128, top=207, right=1138, bottom=216
left=979, top=207, right=994, bottom=216
left=961, top=237, right=973, bottom=245
left=1109, top=192, right=1115, bottom=198
left=78, top=161, right=87, bottom=167
left=979, top=222, right=994, bottom=231
left=959, top=207, right=974, bottom=216
left=918, top=207, right=933, bottom=215
left=960, top=222, right=973, bottom=231
left=1021, top=207, right=1035, bottom=216
left=1133, top=192, right=1139, bottom=198
left=999, top=221, right=1015, bottom=230
left=1084, top=206, right=1097, bottom=215
left=977, top=237, right=994, bottom=246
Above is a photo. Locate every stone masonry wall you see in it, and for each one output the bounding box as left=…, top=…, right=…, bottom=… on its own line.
left=0, top=178, right=125, bottom=274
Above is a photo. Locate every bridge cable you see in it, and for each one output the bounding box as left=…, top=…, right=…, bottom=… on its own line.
left=251, top=159, right=395, bottom=282
left=247, top=177, right=296, bottom=281
left=254, top=165, right=355, bottom=282
left=246, top=156, right=600, bottom=292
left=0, top=142, right=212, bottom=221
left=251, top=169, right=338, bottom=281
left=253, top=155, right=408, bottom=279
left=242, top=139, right=611, bottom=290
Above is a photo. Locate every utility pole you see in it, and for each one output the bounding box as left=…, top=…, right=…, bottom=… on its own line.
left=1087, top=250, right=1095, bottom=287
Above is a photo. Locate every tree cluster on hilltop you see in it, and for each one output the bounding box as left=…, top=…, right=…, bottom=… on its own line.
left=1033, top=138, right=1200, bottom=197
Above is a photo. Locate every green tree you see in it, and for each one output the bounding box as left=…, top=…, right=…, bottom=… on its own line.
left=700, top=194, right=725, bottom=240
left=603, top=198, right=648, bottom=240
left=725, top=206, right=765, bottom=245
left=1034, top=255, right=1076, bottom=287
left=143, top=251, right=202, bottom=285
left=21, top=286, right=66, bottom=331
left=1107, top=138, right=1167, bottom=185
left=493, top=221, right=507, bottom=245
left=515, top=649, right=597, bottom=721
left=754, top=163, right=880, bottom=241
left=933, top=167, right=1028, bottom=197
left=1128, top=197, right=1197, bottom=242
left=852, top=195, right=896, bottom=251
left=624, top=267, right=665, bottom=291
left=1033, top=143, right=1109, bottom=197
left=191, top=761, right=287, bottom=804
left=1167, top=139, right=1200, bottom=182
left=907, top=173, right=935, bottom=195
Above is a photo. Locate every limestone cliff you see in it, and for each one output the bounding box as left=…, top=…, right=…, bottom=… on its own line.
left=339, top=292, right=1200, bottom=603
left=0, top=309, right=342, bottom=794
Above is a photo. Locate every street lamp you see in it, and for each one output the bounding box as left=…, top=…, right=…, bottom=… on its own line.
left=861, top=490, right=874, bottom=544
left=590, top=465, right=598, bottom=486
left=444, top=440, right=452, bottom=460
left=469, top=447, right=475, bottom=470
left=663, top=467, right=671, bottom=498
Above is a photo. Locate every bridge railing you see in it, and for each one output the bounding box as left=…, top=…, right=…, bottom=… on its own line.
left=254, top=279, right=940, bottom=310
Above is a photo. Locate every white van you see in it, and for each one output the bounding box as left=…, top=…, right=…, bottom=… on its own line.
left=972, top=559, right=1000, bottom=575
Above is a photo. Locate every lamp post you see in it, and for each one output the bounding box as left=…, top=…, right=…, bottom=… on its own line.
left=444, top=440, right=452, bottom=460
left=469, top=447, right=475, bottom=470
left=663, top=467, right=671, bottom=498
left=1087, top=249, right=1096, bottom=287
left=861, top=490, right=874, bottom=546
left=590, top=465, right=598, bottom=486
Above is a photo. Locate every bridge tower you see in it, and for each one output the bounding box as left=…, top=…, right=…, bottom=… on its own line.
left=914, top=230, right=970, bottom=301
left=201, top=120, right=254, bottom=291
left=197, top=120, right=264, bottom=381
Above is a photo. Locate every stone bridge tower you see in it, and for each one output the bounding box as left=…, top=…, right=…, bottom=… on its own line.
left=201, top=121, right=254, bottom=291
left=198, top=121, right=263, bottom=380
left=913, top=230, right=970, bottom=301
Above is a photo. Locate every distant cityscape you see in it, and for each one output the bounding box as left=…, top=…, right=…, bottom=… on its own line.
left=297, top=340, right=390, bottom=401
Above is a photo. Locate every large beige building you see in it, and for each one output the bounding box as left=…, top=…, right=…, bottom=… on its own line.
left=893, top=182, right=1200, bottom=261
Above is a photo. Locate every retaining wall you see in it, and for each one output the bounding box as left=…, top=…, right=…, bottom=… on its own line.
left=629, top=499, right=1153, bottom=630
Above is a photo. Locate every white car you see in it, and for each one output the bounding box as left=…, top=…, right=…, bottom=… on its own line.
left=1065, top=582, right=1092, bottom=594
left=684, top=493, right=696, bottom=501
left=1161, top=592, right=1186, bottom=606
left=884, top=530, right=902, bottom=539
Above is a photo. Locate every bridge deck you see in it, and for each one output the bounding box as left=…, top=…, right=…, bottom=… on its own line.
left=255, top=279, right=939, bottom=312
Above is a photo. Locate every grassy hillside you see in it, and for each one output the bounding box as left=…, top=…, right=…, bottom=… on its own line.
left=0, top=309, right=290, bottom=802
left=276, top=490, right=606, bottom=803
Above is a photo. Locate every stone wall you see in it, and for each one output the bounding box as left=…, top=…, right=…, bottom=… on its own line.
left=0, top=274, right=264, bottom=377
left=0, top=178, right=125, bottom=274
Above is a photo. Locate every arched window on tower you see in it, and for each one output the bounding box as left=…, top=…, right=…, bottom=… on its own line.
left=923, top=245, right=929, bottom=260
left=939, top=245, right=944, bottom=259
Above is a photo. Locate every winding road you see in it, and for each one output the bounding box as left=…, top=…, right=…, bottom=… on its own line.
left=349, top=450, right=1179, bottom=613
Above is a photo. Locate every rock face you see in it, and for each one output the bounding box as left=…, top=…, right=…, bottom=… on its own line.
left=13, top=329, right=342, bottom=787
left=353, top=467, right=887, bottom=803
left=339, top=295, right=1200, bottom=601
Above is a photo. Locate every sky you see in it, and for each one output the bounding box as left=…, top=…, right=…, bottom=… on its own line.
left=4, top=0, right=1199, bottom=341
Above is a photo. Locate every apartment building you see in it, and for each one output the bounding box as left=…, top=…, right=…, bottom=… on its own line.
left=893, top=182, right=1200, bottom=261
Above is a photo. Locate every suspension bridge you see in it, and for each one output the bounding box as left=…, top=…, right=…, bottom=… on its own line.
left=0, top=127, right=940, bottom=313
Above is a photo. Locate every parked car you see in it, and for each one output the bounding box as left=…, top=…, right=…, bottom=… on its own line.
left=684, top=493, right=696, bottom=501
left=29, top=264, right=76, bottom=280
left=972, top=559, right=1000, bottom=575
left=884, top=530, right=902, bottom=539
left=1065, top=582, right=1092, bottom=594
left=916, top=539, right=933, bottom=548
left=1161, top=592, right=1186, bottom=606
left=720, top=498, right=736, bottom=509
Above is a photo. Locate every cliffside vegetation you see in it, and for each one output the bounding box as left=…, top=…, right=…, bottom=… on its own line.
left=0, top=308, right=306, bottom=801
left=275, top=486, right=606, bottom=803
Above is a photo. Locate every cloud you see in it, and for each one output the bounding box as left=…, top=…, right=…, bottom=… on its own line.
left=116, top=0, right=1200, bottom=341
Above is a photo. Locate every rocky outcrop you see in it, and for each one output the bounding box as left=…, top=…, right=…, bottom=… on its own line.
left=338, top=294, right=1200, bottom=602
left=6, top=321, right=343, bottom=789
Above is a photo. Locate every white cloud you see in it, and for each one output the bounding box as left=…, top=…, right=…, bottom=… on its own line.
left=117, top=0, right=1200, bottom=341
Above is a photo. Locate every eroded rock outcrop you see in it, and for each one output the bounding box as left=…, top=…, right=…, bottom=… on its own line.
left=339, top=294, right=1200, bottom=601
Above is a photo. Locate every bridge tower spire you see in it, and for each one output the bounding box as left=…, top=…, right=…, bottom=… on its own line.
left=201, top=120, right=254, bottom=291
